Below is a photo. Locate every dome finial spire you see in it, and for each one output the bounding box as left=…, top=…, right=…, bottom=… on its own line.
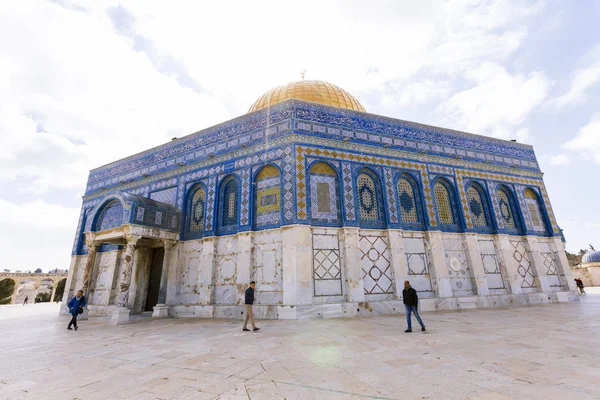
left=300, top=68, right=306, bottom=80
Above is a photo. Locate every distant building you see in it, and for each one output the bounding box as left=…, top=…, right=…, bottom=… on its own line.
left=571, top=246, right=600, bottom=287
left=63, top=79, right=578, bottom=324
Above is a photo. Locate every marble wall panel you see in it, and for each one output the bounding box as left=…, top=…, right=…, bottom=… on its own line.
left=359, top=231, right=394, bottom=299
left=312, top=230, right=344, bottom=297
left=442, top=235, right=476, bottom=296
left=252, top=230, right=283, bottom=304
left=478, top=239, right=507, bottom=293
left=403, top=234, right=436, bottom=297
left=214, top=236, right=239, bottom=304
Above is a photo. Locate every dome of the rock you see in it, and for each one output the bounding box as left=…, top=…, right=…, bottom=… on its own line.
left=582, top=250, right=600, bottom=265
left=248, top=80, right=366, bottom=113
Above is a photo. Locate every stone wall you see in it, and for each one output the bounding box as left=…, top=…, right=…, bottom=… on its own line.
left=69, top=226, right=579, bottom=320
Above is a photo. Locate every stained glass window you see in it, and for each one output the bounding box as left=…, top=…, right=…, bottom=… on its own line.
left=309, top=162, right=340, bottom=223
left=434, top=181, right=455, bottom=225
left=95, top=200, right=123, bottom=231
left=467, top=185, right=489, bottom=227
left=397, top=178, right=419, bottom=223
left=220, top=178, right=239, bottom=229
left=357, top=172, right=380, bottom=222
left=524, top=189, right=546, bottom=232
left=187, top=186, right=206, bottom=233
left=497, top=189, right=516, bottom=229
left=255, top=165, right=281, bottom=227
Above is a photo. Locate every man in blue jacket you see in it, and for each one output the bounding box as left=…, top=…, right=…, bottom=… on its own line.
left=242, top=281, right=260, bottom=332
left=67, top=290, right=86, bottom=331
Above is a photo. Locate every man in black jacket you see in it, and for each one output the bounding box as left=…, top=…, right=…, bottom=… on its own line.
left=402, top=280, right=425, bottom=333
left=243, top=281, right=260, bottom=332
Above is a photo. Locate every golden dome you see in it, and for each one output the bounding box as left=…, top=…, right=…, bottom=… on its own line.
left=248, top=80, right=366, bottom=113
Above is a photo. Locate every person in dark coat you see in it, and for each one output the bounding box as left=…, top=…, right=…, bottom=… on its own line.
left=242, top=281, right=260, bottom=332
left=67, top=290, right=86, bottom=331
left=575, top=278, right=586, bottom=294
left=402, top=280, right=425, bottom=333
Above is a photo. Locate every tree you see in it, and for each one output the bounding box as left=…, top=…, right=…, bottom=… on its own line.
left=0, top=279, right=15, bottom=304
left=37, top=292, right=51, bottom=302
left=54, top=279, right=67, bottom=303
left=34, top=268, right=43, bottom=274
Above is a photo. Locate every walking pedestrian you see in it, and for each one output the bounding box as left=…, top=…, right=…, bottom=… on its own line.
left=242, top=281, right=260, bottom=332
left=23, top=296, right=28, bottom=306
left=575, top=278, right=586, bottom=294
left=402, top=280, right=426, bottom=333
left=67, top=290, right=86, bottom=331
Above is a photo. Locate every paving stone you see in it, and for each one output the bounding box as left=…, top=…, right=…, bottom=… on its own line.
left=1, top=292, right=600, bottom=400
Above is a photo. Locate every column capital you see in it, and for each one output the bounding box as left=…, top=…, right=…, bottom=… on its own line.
left=85, top=240, right=100, bottom=251
left=162, top=239, right=176, bottom=250
left=125, top=234, right=142, bottom=246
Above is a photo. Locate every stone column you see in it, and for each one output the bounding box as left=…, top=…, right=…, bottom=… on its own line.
left=281, top=225, right=312, bottom=305
left=81, top=241, right=99, bottom=297
left=50, top=284, right=58, bottom=303
left=111, top=234, right=141, bottom=325
left=59, top=257, right=78, bottom=315
left=494, top=234, right=522, bottom=294
left=426, top=231, right=452, bottom=298
left=463, top=233, right=489, bottom=296
left=525, top=236, right=552, bottom=293
left=153, top=239, right=176, bottom=317
left=342, top=227, right=364, bottom=303
left=197, top=238, right=216, bottom=305
left=552, top=237, right=578, bottom=292
left=236, top=232, right=253, bottom=305
left=387, top=230, right=408, bottom=299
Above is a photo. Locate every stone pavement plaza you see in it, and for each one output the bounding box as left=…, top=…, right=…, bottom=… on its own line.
left=1, top=293, right=600, bottom=400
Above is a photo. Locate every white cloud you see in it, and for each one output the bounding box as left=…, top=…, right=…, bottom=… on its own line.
left=563, top=113, right=600, bottom=163
left=0, top=198, right=80, bottom=271
left=556, top=46, right=600, bottom=107
left=0, top=0, right=558, bottom=271
left=435, top=62, right=551, bottom=139
left=549, top=154, right=571, bottom=166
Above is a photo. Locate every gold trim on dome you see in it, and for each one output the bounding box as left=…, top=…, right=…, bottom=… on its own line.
left=248, top=80, right=366, bottom=113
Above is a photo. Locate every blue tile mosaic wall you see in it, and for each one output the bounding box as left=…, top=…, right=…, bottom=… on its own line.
left=94, top=200, right=123, bottom=231
left=73, top=99, right=563, bottom=256
left=149, top=186, right=177, bottom=207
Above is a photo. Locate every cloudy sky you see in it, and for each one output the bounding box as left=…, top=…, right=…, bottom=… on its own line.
left=1, top=0, right=599, bottom=272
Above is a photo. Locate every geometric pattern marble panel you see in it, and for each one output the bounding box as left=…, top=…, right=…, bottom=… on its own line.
left=478, top=239, right=506, bottom=290
left=510, top=240, right=537, bottom=290
left=403, top=236, right=435, bottom=296
left=312, top=233, right=343, bottom=297
left=359, top=234, right=393, bottom=295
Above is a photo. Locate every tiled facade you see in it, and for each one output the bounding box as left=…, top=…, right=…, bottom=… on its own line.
left=66, top=97, right=578, bottom=322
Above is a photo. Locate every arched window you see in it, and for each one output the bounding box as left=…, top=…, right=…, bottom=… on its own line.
left=524, top=188, right=548, bottom=233
left=356, top=170, right=384, bottom=227
left=497, top=186, right=520, bottom=231
left=466, top=182, right=492, bottom=228
left=94, top=200, right=123, bottom=231
left=396, top=174, right=423, bottom=225
left=433, top=180, right=457, bottom=226
left=309, top=162, right=341, bottom=224
left=185, top=184, right=206, bottom=238
left=254, top=165, right=281, bottom=228
left=218, top=176, right=240, bottom=232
